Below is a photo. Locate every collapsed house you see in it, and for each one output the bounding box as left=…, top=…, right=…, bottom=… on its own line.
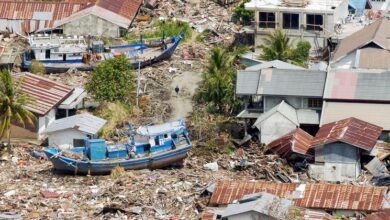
left=207, top=180, right=390, bottom=218
left=0, top=0, right=142, bottom=37
left=8, top=72, right=85, bottom=140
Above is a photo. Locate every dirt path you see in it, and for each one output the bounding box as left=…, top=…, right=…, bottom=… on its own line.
left=169, top=69, right=202, bottom=120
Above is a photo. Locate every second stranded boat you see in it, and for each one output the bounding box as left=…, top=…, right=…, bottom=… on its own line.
left=22, top=34, right=183, bottom=73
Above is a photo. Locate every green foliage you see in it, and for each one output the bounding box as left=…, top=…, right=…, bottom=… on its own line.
left=259, top=29, right=311, bottom=67
left=195, top=29, right=211, bottom=43
left=233, top=0, right=254, bottom=25
left=85, top=55, right=135, bottom=103
left=0, top=69, right=35, bottom=144
left=30, top=60, right=45, bottom=75
left=124, top=20, right=192, bottom=43
left=96, top=102, right=132, bottom=139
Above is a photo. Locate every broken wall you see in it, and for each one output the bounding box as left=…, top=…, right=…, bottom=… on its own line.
left=63, top=14, right=120, bottom=37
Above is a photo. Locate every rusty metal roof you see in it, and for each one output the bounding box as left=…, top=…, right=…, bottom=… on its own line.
left=12, top=72, right=73, bottom=116
left=267, top=128, right=313, bottom=158
left=95, top=0, right=141, bottom=21
left=312, top=117, right=383, bottom=151
left=363, top=209, right=390, bottom=220
left=210, top=180, right=388, bottom=211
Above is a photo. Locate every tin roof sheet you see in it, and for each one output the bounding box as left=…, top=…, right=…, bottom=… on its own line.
left=324, top=69, right=390, bottom=101
left=44, top=113, right=106, bottom=134
left=12, top=72, right=73, bottom=116
left=312, top=117, right=383, bottom=151
left=210, top=180, right=388, bottom=211
left=332, top=19, right=390, bottom=62
left=245, top=60, right=305, bottom=71
left=267, top=128, right=314, bottom=158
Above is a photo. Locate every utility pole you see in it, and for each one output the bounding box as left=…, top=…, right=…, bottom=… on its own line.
left=136, top=60, right=141, bottom=106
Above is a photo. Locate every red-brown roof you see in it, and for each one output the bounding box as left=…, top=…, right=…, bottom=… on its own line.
left=12, top=72, right=73, bottom=116
left=312, top=117, right=382, bottom=151
left=363, top=209, right=390, bottom=220
left=267, top=128, right=313, bottom=158
left=94, top=0, right=141, bottom=21
left=210, top=180, right=388, bottom=211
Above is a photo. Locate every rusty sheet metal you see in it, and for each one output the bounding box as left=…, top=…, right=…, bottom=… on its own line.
left=267, top=128, right=313, bottom=158
left=209, top=180, right=298, bottom=205
left=95, top=0, right=141, bottom=20
left=0, top=1, right=87, bottom=32
left=363, top=209, right=390, bottom=220
left=210, top=180, right=388, bottom=211
left=12, top=72, right=73, bottom=116
left=294, top=183, right=386, bottom=211
left=312, top=117, right=382, bottom=151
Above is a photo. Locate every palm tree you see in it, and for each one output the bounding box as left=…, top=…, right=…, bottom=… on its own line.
left=259, top=29, right=293, bottom=61
left=0, top=70, right=35, bottom=148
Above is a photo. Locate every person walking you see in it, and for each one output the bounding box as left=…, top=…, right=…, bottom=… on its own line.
left=175, top=85, right=180, bottom=95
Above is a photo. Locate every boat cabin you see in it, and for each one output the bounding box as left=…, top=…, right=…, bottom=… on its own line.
left=27, top=34, right=87, bottom=63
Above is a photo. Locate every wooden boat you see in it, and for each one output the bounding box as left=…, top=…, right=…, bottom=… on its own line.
left=43, top=119, right=192, bottom=175
left=22, top=34, right=183, bottom=73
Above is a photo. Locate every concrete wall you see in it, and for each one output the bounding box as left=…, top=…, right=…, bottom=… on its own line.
left=330, top=51, right=356, bottom=69
left=38, top=109, right=56, bottom=140
left=227, top=211, right=275, bottom=220
left=63, top=14, right=121, bottom=37
left=48, top=129, right=88, bottom=148
left=260, top=112, right=297, bottom=144
left=332, top=0, right=349, bottom=28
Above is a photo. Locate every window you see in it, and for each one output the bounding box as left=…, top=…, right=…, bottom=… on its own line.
left=283, top=13, right=299, bottom=29
left=73, top=139, right=84, bottom=147
left=306, top=14, right=323, bottom=31
left=259, top=12, right=276, bottom=28
left=308, top=98, right=323, bottom=108
left=45, top=49, right=50, bottom=59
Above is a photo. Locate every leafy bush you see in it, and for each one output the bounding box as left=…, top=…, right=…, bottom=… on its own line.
left=85, top=55, right=135, bottom=103
left=124, top=20, right=192, bottom=43
left=30, top=60, right=45, bottom=75
left=233, top=0, right=254, bottom=25
left=96, top=102, right=132, bottom=139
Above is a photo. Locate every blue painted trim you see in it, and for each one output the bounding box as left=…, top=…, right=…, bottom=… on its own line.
left=40, top=59, right=83, bottom=64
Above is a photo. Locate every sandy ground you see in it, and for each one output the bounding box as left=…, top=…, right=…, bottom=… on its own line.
left=169, top=70, right=202, bottom=120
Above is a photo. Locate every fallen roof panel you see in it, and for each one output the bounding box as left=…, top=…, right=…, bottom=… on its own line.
left=267, top=128, right=313, bottom=158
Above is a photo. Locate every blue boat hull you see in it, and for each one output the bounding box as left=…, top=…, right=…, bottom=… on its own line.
left=43, top=145, right=191, bottom=175
left=22, top=35, right=183, bottom=73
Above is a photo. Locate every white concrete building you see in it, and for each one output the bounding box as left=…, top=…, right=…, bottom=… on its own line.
left=245, top=0, right=349, bottom=51
left=43, top=113, right=106, bottom=148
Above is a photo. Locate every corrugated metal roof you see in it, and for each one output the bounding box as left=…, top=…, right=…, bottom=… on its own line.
left=236, top=70, right=260, bottom=95
left=298, top=208, right=333, bottom=220
left=258, top=68, right=326, bottom=97
left=44, top=113, right=106, bottom=134
left=332, top=19, right=390, bottom=62
left=253, top=101, right=299, bottom=128
left=12, top=72, right=73, bottom=116
left=267, top=128, right=314, bottom=158
left=94, top=0, right=141, bottom=21
left=246, top=60, right=305, bottom=71
left=321, top=101, right=390, bottom=131
left=312, top=117, right=382, bottom=151
left=210, top=180, right=388, bottom=211
left=324, top=69, right=390, bottom=101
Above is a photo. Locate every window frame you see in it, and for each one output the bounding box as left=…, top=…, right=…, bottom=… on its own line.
left=282, top=13, right=300, bottom=29
left=306, top=14, right=323, bottom=31
left=308, top=98, right=323, bottom=108
left=258, top=12, right=276, bottom=28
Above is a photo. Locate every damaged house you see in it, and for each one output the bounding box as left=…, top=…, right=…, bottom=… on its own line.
left=236, top=68, right=326, bottom=144
left=0, top=0, right=142, bottom=37
left=244, top=0, right=349, bottom=51
left=8, top=72, right=85, bottom=140
left=309, top=117, right=383, bottom=182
